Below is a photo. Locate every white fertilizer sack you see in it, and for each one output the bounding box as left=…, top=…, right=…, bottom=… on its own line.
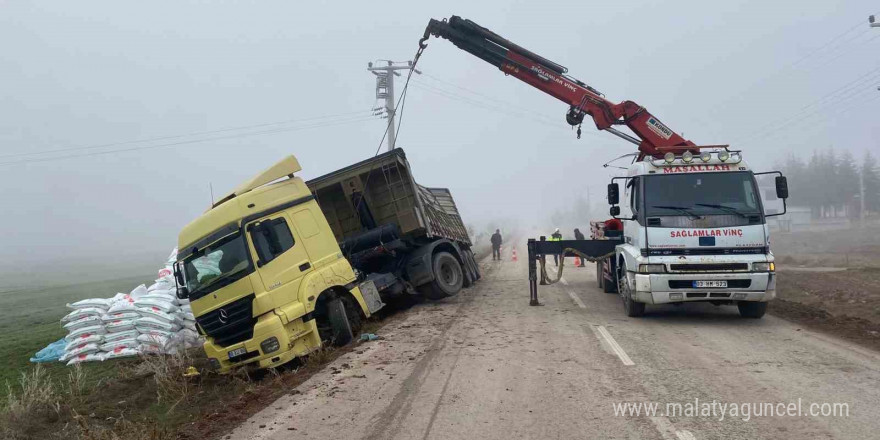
left=66, top=298, right=110, bottom=310
left=103, top=330, right=139, bottom=343
left=66, top=325, right=107, bottom=340
left=61, top=307, right=105, bottom=323
left=66, top=353, right=103, bottom=365
left=63, top=315, right=102, bottom=331
left=104, top=319, right=137, bottom=333
left=102, top=347, right=139, bottom=361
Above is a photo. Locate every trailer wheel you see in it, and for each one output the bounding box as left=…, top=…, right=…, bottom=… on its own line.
left=466, top=250, right=481, bottom=280
left=619, top=264, right=645, bottom=317
left=464, top=250, right=480, bottom=284
left=737, top=302, right=767, bottom=319
left=422, top=251, right=464, bottom=300
left=462, top=259, right=475, bottom=288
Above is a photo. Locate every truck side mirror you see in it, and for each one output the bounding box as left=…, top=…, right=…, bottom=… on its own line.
left=173, top=262, right=189, bottom=300
left=610, top=206, right=621, bottom=216
left=607, top=183, right=620, bottom=205
left=775, top=176, right=789, bottom=199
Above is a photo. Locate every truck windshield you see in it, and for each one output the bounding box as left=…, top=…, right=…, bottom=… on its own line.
left=181, top=231, right=251, bottom=300
left=644, top=172, right=761, bottom=218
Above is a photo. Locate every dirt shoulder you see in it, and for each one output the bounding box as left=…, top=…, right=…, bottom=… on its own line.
left=765, top=224, right=880, bottom=351
left=771, top=269, right=880, bottom=352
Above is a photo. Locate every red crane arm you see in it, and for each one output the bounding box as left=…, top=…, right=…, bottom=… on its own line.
left=421, top=16, right=697, bottom=158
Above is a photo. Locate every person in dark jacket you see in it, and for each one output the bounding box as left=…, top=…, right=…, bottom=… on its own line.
left=490, top=229, right=503, bottom=260
left=574, top=228, right=586, bottom=267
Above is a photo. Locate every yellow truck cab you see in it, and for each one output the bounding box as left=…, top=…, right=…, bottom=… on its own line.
left=174, top=156, right=379, bottom=373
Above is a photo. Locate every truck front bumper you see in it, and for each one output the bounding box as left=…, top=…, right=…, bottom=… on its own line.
left=202, top=312, right=321, bottom=374
left=631, top=272, right=776, bottom=305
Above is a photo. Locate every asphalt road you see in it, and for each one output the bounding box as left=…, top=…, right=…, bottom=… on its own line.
left=230, top=246, right=880, bottom=440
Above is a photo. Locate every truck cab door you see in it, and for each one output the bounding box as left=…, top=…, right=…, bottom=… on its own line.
left=246, top=213, right=313, bottom=296
left=625, top=177, right=643, bottom=249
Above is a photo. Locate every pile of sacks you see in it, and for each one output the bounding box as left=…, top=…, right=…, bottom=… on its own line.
left=58, top=248, right=203, bottom=365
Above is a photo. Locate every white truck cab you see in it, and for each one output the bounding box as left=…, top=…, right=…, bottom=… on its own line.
left=605, top=150, right=789, bottom=318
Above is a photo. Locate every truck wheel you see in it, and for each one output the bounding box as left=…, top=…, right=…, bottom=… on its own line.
left=603, top=260, right=618, bottom=294
left=462, top=259, right=475, bottom=288
left=327, top=297, right=360, bottom=346
left=737, top=302, right=767, bottom=319
left=423, top=251, right=464, bottom=300
left=618, top=265, right=645, bottom=317
left=466, top=250, right=481, bottom=280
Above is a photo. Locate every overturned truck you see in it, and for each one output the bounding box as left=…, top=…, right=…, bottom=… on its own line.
left=174, top=148, right=478, bottom=373
left=307, top=148, right=481, bottom=299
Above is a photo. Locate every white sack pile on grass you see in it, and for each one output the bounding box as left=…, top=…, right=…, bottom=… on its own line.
left=58, top=248, right=202, bottom=365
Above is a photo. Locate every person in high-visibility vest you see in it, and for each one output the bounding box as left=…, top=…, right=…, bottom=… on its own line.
left=550, top=228, right=563, bottom=266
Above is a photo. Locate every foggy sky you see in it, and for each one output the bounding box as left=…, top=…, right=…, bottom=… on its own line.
left=1, top=0, right=878, bottom=274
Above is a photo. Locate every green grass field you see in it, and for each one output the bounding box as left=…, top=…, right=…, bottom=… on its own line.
left=0, top=274, right=153, bottom=396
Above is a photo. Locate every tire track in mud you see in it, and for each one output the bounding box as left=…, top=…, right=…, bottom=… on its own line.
left=363, top=242, right=511, bottom=440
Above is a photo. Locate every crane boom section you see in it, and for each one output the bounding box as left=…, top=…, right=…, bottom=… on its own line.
left=422, top=16, right=696, bottom=157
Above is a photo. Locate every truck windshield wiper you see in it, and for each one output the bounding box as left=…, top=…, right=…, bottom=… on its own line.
left=650, top=205, right=703, bottom=220
left=695, top=203, right=749, bottom=218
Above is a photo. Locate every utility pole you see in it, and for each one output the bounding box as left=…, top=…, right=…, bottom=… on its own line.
left=368, top=60, right=421, bottom=151
left=860, top=164, right=866, bottom=226
left=863, top=16, right=879, bottom=226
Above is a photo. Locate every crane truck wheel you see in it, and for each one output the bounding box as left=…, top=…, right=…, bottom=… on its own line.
left=737, top=302, right=767, bottom=319
left=618, top=265, right=645, bottom=317
left=603, top=260, right=618, bottom=294
left=422, top=251, right=464, bottom=300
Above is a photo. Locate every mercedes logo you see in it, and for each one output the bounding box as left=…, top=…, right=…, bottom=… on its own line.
left=218, top=308, right=229, bottom=324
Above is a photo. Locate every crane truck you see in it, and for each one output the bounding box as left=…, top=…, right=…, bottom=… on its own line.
left=173, top=148, right=479, bottom=373
left=420, top=16, right=790, bottom=318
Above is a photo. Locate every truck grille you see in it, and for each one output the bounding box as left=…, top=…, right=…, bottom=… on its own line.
left=669, top=280, right=752, bottom=289
left=669, top=263, right=749, bottom=272
left=196, top=294, right=257, bottom=348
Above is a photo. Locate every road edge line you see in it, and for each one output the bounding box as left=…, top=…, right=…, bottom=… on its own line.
left=596, top=325, right=635, bottom=366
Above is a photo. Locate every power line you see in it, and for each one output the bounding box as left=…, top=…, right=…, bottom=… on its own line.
left=732, top=65, right=880, bottom=144
left=0, top=115, right=375, bottom=166
left=748, top=93, right=880, bottom=148
left=409, top=82, right=558, bottom=125
left=0, top=110, right=373, bottom=159
left=409, top=80, right=609, bottom=141
left=420, top=72, right=555, bottom=119
left=739, top=87, right=878, bottom=145
left=693, top=17, right=876, bottom=137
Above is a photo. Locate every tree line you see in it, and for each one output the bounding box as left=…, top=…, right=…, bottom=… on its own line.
left=777, top=149, right=880, bottom=219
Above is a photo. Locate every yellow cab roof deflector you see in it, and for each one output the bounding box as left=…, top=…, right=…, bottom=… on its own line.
left=212, top=155, right=302, bottom=209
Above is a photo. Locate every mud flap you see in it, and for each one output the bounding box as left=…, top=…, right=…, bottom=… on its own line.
left=358, top=280, right=385, bottom=314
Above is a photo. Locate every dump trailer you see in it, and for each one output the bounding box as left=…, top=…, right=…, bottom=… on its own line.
left=306, top=148, right=480, bottom=300
left=173, top=148, right=479, bottom=373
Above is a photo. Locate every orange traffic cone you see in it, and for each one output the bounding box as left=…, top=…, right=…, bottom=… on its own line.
left=512, top=249, right=518, bottom=262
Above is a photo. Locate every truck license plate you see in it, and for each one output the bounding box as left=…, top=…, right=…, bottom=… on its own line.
left=228, top=347, right=247, bottom=359
left=693, top=280, right=727, bottom=288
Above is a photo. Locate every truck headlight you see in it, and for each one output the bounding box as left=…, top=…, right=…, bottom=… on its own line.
left=753, top=262, right=775, bottom=272
left=260, top=336, right=280, bottom=354
left=638, top=264, right=666, bottom=273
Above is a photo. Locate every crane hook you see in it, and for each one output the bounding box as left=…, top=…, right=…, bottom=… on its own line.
left=576, top=124, right=582, bottom=139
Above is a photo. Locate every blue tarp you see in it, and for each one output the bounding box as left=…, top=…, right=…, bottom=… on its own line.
left=30, top=338, right=66, bottom=363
